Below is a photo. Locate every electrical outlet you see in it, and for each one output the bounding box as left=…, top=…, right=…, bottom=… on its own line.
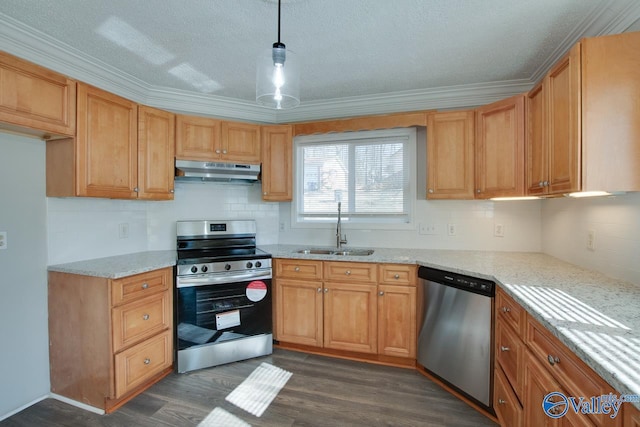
left=279, top=222, right=285, bottom=231
left=118, top=223, right=129, bottom=239
left=494, top=223, right=505, bottom=237
left=0, top=231, right=6, bottom=250
left=419, top=223, right=437, bottom=235
left=587, top=229, right=595, bottom=251
left=447, top=223, right=457, bottom=236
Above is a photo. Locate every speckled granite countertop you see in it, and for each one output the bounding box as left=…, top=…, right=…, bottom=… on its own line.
left=47, top=250, right=177, bottom=279
left=47, top=246, right=640, bottom=408
left=263, top=244, right=640, bottom=408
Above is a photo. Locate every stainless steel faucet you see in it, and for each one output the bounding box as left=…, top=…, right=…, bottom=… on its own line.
left=336, top=202, right=347, bottom=248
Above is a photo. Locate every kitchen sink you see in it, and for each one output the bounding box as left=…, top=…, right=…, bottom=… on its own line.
left=297, top=248, right=375, bottom=256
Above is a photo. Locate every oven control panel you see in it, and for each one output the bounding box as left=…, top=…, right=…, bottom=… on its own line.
left=177, top=258, right=272, bottom=277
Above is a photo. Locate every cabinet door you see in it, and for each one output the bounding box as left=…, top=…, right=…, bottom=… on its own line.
left=495, top=367, right=523, bottom=427
left=0, top=51, right=76, bottom=137
left=221, top=121, right=261, bottom=162
left=275, top=278, right=323, bottom=346
left=426, top=110, right=475, bottom=199
left=377, top=284, right=416, bottom=358
left=475, top=94, right=525, bottom=199
left=526, top=81, right=547, bottom=195
left=624, top=404, right=640, bottom=427
left=76, top=83, right=138, bottom=198
left=175, top=114, right=221, bottom=160
left=261, top=125, right=293, bottom=201
left=323, top=282, right=377, bottom=354
left=547, top=43, right=581, bottom=195
left=138, top=106, right=175, bottom=200
left=524, top=351, right=561, bottom=427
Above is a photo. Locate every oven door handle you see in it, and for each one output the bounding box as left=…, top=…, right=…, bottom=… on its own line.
left=176, top=270, right=272, bottom=288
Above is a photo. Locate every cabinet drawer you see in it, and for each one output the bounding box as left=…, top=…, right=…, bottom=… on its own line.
left=111, top=268, right=171, bottom=306
left=112, top=292, right=171, bottom=352
left=494, top=367, right=523, bottom=427
left=275, top=259, right=323, bottom=280
left=526, top=315, right=621, bottom=427
left=496, top=287, right=526, bottom=337
left=114, top=330, right=172, bottom=398
left=496, top=317, right=525, bottom=401
left=378, top=264, right=416, bottom=286
left=324, top=261, right=376, bottom=283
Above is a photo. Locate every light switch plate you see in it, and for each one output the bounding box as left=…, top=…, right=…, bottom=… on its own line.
left=0, top=231, right=6, bottom=250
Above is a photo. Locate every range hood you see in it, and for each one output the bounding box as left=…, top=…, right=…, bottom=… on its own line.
left=175, top=160, right=261, bottom=183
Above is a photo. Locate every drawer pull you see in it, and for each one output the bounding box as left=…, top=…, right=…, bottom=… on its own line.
left=498, top=398, right=506, bottom=405
left=501, top=306, right=510, bottom=313
left=144, top=358, right=151, bottom=365
left=142, top=283, right=149, bottom=289
left=294, top=266, right=300, bottom=272
left=500, top=346, right=510, bottom=352
left=547, top=355, right=560, bottom=366
left=345, top=270, right=351, bottom=276
left=143, top=314, right=150, bottom=321
left=394, top=274, right=400, bottom=279
left=379, top=291, right=384, bottom=296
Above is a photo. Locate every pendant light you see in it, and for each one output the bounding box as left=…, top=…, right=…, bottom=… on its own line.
left=256, top=0, right=300, bottom=109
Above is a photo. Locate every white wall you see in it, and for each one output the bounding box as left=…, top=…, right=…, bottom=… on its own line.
left=0, top=133, right=50, bottom=419
left=47, top=180, right=280, bottom=265
left=542, top=192, right=640, bottom=285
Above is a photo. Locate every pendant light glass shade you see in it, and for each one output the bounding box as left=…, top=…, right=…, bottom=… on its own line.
left=256, top=46, right=300, bottom=109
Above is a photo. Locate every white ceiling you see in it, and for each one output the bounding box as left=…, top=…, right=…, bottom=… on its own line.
left=1, top=0, right=639, bottom=123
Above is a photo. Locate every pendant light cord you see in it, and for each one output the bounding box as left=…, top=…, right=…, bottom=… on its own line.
left=277, top=0, right=281, bottom=44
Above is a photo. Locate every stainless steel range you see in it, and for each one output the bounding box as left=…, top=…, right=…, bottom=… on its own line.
left=175, top=220, right=272, bottom=373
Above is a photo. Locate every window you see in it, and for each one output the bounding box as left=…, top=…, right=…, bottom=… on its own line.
left=293, top=128, right=416, bottom=228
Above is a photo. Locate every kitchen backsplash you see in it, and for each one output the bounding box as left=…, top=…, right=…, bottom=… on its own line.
left=47, top=181, right=279, bottom=265
left=542, top=192, right=640, bottom=285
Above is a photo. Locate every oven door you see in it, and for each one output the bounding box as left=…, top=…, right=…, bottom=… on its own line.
left=176, top=273, right=272, bottom=352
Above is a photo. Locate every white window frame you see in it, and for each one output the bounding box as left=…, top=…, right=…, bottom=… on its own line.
left=291, top=127, right=416, bottom=230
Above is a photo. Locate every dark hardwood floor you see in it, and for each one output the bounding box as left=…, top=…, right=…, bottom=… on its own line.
left=1, top=349, right=498, bottom=426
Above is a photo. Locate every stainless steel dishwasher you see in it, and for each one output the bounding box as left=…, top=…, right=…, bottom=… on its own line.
left=417, top=266, right=495, bottom=411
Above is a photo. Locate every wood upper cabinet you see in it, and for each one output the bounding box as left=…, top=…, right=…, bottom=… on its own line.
left=261, top=125, right=293, bottom=201
left=137, top=106, right=175, bottom=200
left=221, top=121, right=261, bottom=162
left=76, top=83, right=138, bottom=198
left=527, top=44, right=581, bottom=196
left=175, top=114, right=221, bottom=161
left=426, top=110, right=475, bottom=199
left=49, top=267, right=173, bottom=412
left=581, top=31, right=640, bottom=192
left=0, top=51, right=76, bottom=138
left=475, top=94, right=525, bottom=199
left=47, top=84, right=174, bottom=200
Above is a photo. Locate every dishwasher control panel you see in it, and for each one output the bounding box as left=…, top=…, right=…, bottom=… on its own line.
left=418, top=266, right=495, bottom=297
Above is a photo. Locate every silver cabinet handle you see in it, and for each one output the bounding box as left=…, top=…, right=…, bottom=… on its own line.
left=264, top=192, right=268, bottom=196
left=324, top=288, right=328, bottom=293
left=500, top=346, right=510, bottom=352
left=501, top=306, right=510, bottom=313
left=394, top=274, right=400, bottom=279
left=170, top=189, right=175, bottom=193
left=476, top=189, right=481, bottom=193
left=379, top=291, right=384, bottom=296
left=133, top=187, right=139, bottom=193
left=345, top=270, right=351, bottom=276
left=144, top=358, right=151, bottom=365
left=215, top=149, right=221, bottom=154
left=142, top=283, right=149, bottom=289
left=539, top=181, right=544, bottom=187
left=547, top=355, right=560, bottom=366
left=428, top=189, right=434, bottom=194
left=223, top=150, right=227, bottom=154
left=544, top=180, right=549, bottom=187
left=143, top=314, right=150, bottom=321
left=498, top=399, right=506, bottom=405
left=294, top=266, right=300, bottom=272
left=317, top=287, right=322, bottom=293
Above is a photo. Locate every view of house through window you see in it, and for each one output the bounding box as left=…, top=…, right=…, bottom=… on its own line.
left=294, top=128, right=416, bottom=226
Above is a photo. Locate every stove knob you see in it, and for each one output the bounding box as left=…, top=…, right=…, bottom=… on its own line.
left=255, top=261, right=262, bottom=268
left=190, top=266, right=198, bottom=273
left=201, top=265, right=208, bottom=273
left=246, top=262, right=253, bottom=269
left=225, top=264, right=231, bottom=271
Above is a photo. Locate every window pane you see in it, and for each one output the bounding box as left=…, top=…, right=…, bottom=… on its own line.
left=301, top=143, right=348, bottom=214
left=354, top=142, right=404, bottom=213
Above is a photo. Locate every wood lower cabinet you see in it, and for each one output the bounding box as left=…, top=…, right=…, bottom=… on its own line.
left=261, top=125, right=293, bottom=201
left=475, top=94, right=525, bottom=199
left=495, top=365, right=523, bottom=427
left=0, top=51, right=76, bottom=138
left=625, top=405, right=640, bottom=427
left=48, top=267, right=173, bottom=412
left=426, top=110, right=475, bottom=199
left=274, top=259, right=416, bottom=362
